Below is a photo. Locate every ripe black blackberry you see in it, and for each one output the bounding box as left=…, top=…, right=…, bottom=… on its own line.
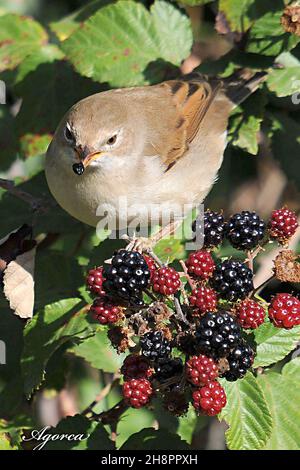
left=211, top=259, right=254, bottom=301
left=192, top=210, right=225, bottom=248
left=154, top=357, right=183, bottom=382
left=195, top=311, right=242, bottom=359
left=221, top=340, right=255, bottom=381
left=103, top=250, right=150, bottom=306
left=225, top=211, right=266, bottom=251
left=140, top=330, right=172, bottom=360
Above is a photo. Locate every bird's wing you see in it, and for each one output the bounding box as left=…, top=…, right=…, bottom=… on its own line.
left=143, top=78, right=222, bottom=168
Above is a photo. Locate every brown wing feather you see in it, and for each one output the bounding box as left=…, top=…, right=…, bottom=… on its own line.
left=157, top=79, right=221, bottom=167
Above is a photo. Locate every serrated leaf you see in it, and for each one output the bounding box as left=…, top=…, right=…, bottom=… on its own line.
left=219, top=0, right=253, bottom=32
left=70, top=329, right=125, bottom=373
left=154, top=237, right=185, bottom=263
left=38, top=415, right=114, bottom=450
left=21, top=298, right=95, bottom=397
left=178, top=406, right=198, bottom=445
left=50, top=0, right=113, bottom=41
left=258, top=371, right=300, bottom=449
left=267, top=52, right=300, bottom=97
left=120, top=427, right=190, bottom=450
left=15, top=44, right=64, bottom=83
left=0, top=14, right=48, bottom=72
left=220, top=372, right=273, bottom=450
left=247, top=10, right=300, bottom=56
left=229, top=91, right=266, bottom=155
left=62, top=0, right=192, bottom=87
left=254, top=320, right=300, bottom=368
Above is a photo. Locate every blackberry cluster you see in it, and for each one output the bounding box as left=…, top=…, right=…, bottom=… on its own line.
left=83, top=205, right=299, bottom=418
left=195, top=311, right=242, bottom=358
left=211, top=259, right=254, bottom=301
left=192, top=210, right=225, bottom=248
left=140, top=330, right=172, bottom=360
left=221, top=340, right=254, bottom=382
left=225, top=211, right=266, bottom=251
left=103, top=250, right=150, bottom=306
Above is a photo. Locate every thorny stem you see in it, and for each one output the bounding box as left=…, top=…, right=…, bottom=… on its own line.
left=82, top=374, right=120, bottom=417
left=179, top=259, right=196, bottom=290
left=246, top=245, right=265, bottom=271
left=0, top=178, right=46, bottom=212
left=173, top=296, right=189, bottom=325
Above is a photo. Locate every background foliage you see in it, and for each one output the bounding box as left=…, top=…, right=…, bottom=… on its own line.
left=0, top=0, right=299, bottom=450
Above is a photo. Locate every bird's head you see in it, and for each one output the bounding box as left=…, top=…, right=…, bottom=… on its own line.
left=49, top=92, right=136, bottom=175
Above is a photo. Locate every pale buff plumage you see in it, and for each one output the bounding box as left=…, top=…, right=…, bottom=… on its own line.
left=45, top=72, right=266, bottom=229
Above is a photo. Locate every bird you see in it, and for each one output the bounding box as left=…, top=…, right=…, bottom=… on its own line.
left=45, top=70, right=266, bottom=245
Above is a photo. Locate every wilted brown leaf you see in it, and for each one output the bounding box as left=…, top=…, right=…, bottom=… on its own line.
left=3, top=247, right=36, bottom=319
left=273, top=250, right=300, bottom=283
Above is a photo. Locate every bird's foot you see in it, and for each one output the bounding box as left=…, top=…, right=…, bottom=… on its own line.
left=121, top=234, right=155, bottom=253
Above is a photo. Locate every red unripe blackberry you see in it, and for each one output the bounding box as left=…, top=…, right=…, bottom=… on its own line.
left=268, top=293, right=300, bottom=329
left=269, top=207, right=298, bottom=244
left=122, top=378, right=153, bottom=408
left=192, top=381, right=226, bottom=416
left=151, top=266, right=181, bottom=296
left=189, top=286, right=217, bottom=314
left=90, top=298, right=122, bottom=325
left=121, top=354, right=153, bottom=380
left=236, top=299, right=265, bottom=329
left=186, top=250, right=215, bottom=280
left=186, top=355, right=218, bottom=386
left=86, top=266, right=106, bottom=296
left=143, top=254, right=157, bottom=280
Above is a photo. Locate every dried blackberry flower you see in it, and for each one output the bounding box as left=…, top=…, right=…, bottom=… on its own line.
left=108, top=326, right=129, bottom=353
left=281, top=3, right=300, bottom=36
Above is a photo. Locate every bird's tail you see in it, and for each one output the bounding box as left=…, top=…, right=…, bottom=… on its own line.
left=222, top=69, right=268, bottom=107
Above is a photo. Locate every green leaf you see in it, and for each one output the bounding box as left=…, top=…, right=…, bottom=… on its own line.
left=154, top=237, right=185, bottom=264
left=62, top=0, right=192, bottom=87
left=219, top=0, right=253, bottom=32
left=0, top=14, right=48, bottom=72
left=267, top=52, right=300, bottom=97
left=178, top=406, right=198, bottom=445
left=15, top=61, right=100, bottom=143
left=50, top=1, right=117, bottom=41
left=282, top=357, right=300, bottom=381
left=258, top=371, right=300, bottom=449
left=121, top=427, right=190, bottom=450
left=220, top=372, right=273, bottom=450
left=41, top=415, right=114, bottom=450
left=254, top=320, right=300, bottom=368
left=70, top=329, right=125, bottom=373
left=247, top=11, right=300, bottom=56
left=0, top=434, right=18, bottom=450
left=15, top=44, right=64, bottom=83
left=21, top=298, right=95, bottom=397
left=229, top=91, right=266, bottom=155
left=117, top=407, right=154, bottom=449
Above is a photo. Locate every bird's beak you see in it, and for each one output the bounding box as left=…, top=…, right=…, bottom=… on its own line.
left=72, top=148, right=103, bottom=175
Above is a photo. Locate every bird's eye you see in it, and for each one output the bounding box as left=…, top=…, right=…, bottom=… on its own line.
left=64, top=125, right=74, bottom=143
left=106, top=135, right=117, bottom=146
